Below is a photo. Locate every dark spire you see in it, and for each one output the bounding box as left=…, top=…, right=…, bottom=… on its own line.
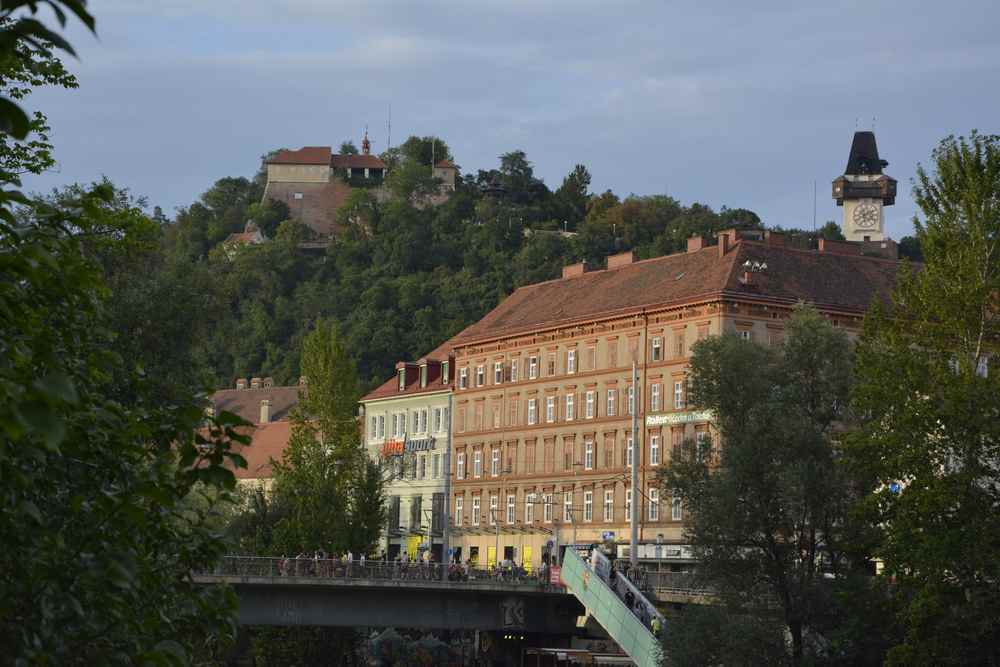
left=845, top=131, right=889, bottom=175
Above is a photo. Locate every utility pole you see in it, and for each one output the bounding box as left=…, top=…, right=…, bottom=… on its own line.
left=441, top=394, right=452, bottom=580
left=630, top=359, right=639, bottom=567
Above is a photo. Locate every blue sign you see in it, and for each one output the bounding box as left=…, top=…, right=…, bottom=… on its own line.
left=601, top=531, right=616, bottom=541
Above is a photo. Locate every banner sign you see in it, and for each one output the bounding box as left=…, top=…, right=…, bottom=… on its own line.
left=379, top=436, right=437, bottom=458
left=645, top=410, right=713, bottom=427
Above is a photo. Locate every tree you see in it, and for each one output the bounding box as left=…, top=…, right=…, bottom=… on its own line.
left=847, top=131, right=1000, bottom=666
left=659, top=306, right=865, bottom=665
left=339, top=140, right=359, bottom=155
left=553, top=163, right=591, bottom=229
left=268, top=320, right=385, bottom=556
left=0, top=18, right=77, bottom=179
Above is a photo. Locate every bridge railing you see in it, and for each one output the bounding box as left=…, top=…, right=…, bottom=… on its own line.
left=643, top=570, right=713, bottom=595
left=200, top=556, right=558, bottom=590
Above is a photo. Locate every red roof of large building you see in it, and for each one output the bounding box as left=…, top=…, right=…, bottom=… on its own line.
left=267, top=146, right=332, bottom=165
left=456, top=234, right=903, bottom=345
left=331, top=153, right=387, bottom=169
left=361, top=327, right=475, bottom=402
left=229, top=421, right=293, bottom=480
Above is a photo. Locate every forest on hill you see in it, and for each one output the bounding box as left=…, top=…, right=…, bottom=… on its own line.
left=41, top=135, right=864, bottom=395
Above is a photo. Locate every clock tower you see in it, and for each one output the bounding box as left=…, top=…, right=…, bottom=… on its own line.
left=832, top=131, right=897, bottom=242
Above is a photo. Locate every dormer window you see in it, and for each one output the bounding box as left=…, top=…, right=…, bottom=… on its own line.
left=398, top=369, right=405, bottom=391
left=420, top=365, right=427, bottom=388
left=442, top=360, right=450, bottom=384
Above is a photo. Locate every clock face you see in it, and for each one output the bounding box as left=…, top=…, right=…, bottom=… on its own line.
left=853, top=203, right=880, bottom=229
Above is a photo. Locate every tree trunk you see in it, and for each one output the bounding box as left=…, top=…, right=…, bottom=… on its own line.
left=789, top=620, right=803, bottom=666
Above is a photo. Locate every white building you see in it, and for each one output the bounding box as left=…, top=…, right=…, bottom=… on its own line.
left=361, top=348, right=456, bottom=562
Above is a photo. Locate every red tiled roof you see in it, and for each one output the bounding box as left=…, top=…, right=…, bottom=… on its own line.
left=361, top=327, right=475, bottom=402
left=227, top=421, right=292, bottom=480
left=435, top=159, right=457, bottom=169
left=331, top=153, right=387, bottom=169
left=267, top=146, right=332, bottom=165
left=211, top=385, right=301, bottom=424
left=456, top=239, right=903, bottom=345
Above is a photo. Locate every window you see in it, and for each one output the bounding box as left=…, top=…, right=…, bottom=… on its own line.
left=398, top=369, right=405, bottom=391
left=489, top=495, right=498, bottom=525
left=603, top=489, right=614, bottom=522
left=491, top=448, right=500, bottom=476
left=528, top=356, right=538, bottom=379
left=472, top=449, right=482, bottom=477
left=739, top=329, right=752, bottom=342
left=584, top=440, right=594, bottom=470
left=419, top=455, right=426, bottom=479
left=674, top=380, right=685, bottom=409
left=626, top=488, right=633, bottom=521
left=492, top=406, right=501, bottom=429
left=626, top=436, right=634, bottom=467
left=567, top=349, right=576, bottom=374
left=697, top=325, right=709, bottom=341
left=565, top=394, right=575, bottom=421
left=547, top=354, right=556, bottom=376
left=543, top=494, right=553, bottom=522
left=442, top=360, right=449, bottom=383
left=627, top=385, right=635, bottom=415
left=672, top=497, right=683, bottom=521
left=674, top=331, right=685, bottom=357
left=583, top=491, right=593, bottom=522
left=649, top=488, right=659, bottom=521
left=527, top=398, right=537, bottom=425
left=476, top=365, right=485, bottom=387
left=370, top=416, right=377, bottom=440
left=494, top=361, right=503, bottom=384
left=472, top=496, right=481, bottom=525
left=651, top=336, right=662, bottom=361
left=586, top=391, right=595, bottom=419
left=509, top=399, right=518, bottom=426
left=455, top=496, right=463, bottom=526
left=587, top=347, right=596, bottom=371
left=564, top=493, right=573, bottom=523
left=433, top=453, right=440, bottom=478
left=651, top=383, right=661, bottom=412
left=391, top=414, right=398, bottom=438
left=510, top=359, right=519, bottom=382
left=606, top=389, right=616, bottom=417
left=506, top=494, right=516, bottom=524
left=377, top=415, right=384, bottom=438
left=420, top=409, right=428, bottom=432
left=977, top=355, right=990, bottom=378
left=433, top=408, right=441, bottom=432
left=420, top=365, right=427, bottom=388
left=650, top=435, right=660, bottom=466
left=411, top=411, right=419, bottom=433
left=696, top=430, right=711, bottom=459
left=459, top=367, right=468, bottom=389
left=546, top=396, right=556, bottom=423
left=525, top=493, right=536, bottom=523
left=456, top=452, right=465, bottom=479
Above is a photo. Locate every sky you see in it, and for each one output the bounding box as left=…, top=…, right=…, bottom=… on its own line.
left=26, top=0, right=1000, bottom=239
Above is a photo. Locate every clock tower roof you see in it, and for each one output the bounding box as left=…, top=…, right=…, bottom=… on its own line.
left=845, top=131, right=889, bottom=176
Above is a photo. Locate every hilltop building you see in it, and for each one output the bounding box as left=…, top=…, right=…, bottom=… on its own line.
left=262, top=131, right=459, bottom=240
left=833, top=131, right=897, bottom=242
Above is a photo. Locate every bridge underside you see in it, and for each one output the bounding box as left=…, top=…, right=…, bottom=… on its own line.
left=202, top=576, right=584, bottom=634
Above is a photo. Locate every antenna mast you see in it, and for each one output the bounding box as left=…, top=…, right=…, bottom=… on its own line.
left=813, top=180, right=817, bottom=232
left=387, top=103, right=392, bottom=152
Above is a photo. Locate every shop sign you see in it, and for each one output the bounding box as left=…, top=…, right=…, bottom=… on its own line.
left=379, top=440, right=405, bottom=458
left=378, top=436, right=436, bottom=458
left=645, top=410, right=713, bottom=427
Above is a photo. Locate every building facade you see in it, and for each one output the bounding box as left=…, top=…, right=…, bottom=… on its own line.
left=446, top=228, right=901, bottom=572
left=361, top=350, right=459, bottom=562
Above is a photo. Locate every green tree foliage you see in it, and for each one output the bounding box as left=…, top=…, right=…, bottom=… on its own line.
left=339, top=140, right=359, bottom=155
left=265, top=320, right=386, bottom=556
left=659, top=306, right=877, bottom=665
left=847, top=131, right=1000, bottom=666
left=552, top=163, right=592, bottom=229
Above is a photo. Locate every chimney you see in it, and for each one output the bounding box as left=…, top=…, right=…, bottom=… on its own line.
left=687, top=236, right=707, bottom=253
left=236, top=378, right=247, bottom=390
left=298, top=376, right=308, bottom=386
left=718, top=233, right=730, bottom=257
left=250, top=377, right=261, bottom=390
left=607, top=249, right=637, bottom=270
left=262, top=376, right=274, bottom=388
left=562, top=261, right=588, bottom=279
left=259, top=399, right=271, bottom=424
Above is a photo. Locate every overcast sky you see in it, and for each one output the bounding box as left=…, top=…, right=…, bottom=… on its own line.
left=27, top=0, right=1000, bottom=239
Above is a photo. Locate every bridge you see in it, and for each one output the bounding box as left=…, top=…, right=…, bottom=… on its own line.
left=194, top=557, right=584, bottom=635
